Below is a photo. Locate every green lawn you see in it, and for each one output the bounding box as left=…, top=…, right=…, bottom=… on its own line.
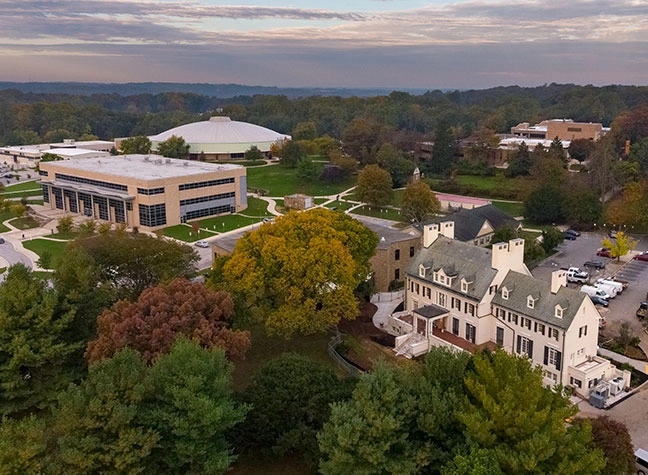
left=491, top=200, right=525, bottom=217
left=22, top=239, right=68, bottom=269
left=3, top=180, right=41, bottom=192
left=327, top=200, right=356, bottom=211
left=162, top=225, right=217, bottom=242
left=9, top=216, right=41, bottom=230
left=48, top=230, right=80, bottom=240
left=246, top=164, right=355, bottom=197
left=26, top=199, right=44, bottom=205
left=239, top=196, right=270, bottom=216
left=350, top=205, right=405, bottom=222
left=222, top=160, right=268, bottom=167
left=1, top=190, right=43, bottom=199
left=0, top=210, right=14, bottom=232
left=452, top=174, right=524, bottom=200
left=199, top=214, right=261, bottom=233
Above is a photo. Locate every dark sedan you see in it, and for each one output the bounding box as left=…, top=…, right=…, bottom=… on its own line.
left=584, top=260, right=606, bottom=270
left=589, top=295, right=609, bottom=307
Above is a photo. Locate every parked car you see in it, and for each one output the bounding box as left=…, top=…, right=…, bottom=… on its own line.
left=608, top=229, right=618, bottom=238
left=590, top=295, right=609, bottom=307
left=194, top=240, right=210, bottom=248
left=637, top=302, right=648, bottom=320
left=634, top=251, right=648, bottom=262
left=584, top=260, right=606, bottom=270
left=564, top=232, right=577, bottom=241
left=596, top=248, right=611, bottom=258
left=0, top=237, right=4, bottom=244
left=2, top=173, right=14, bottom=179
left=565, top=229, right=581, bottom=237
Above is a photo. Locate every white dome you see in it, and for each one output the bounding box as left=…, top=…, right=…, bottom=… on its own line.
left=149, top=117, right=289, bottom=152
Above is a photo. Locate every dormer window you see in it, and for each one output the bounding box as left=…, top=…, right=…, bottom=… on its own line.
left=527, top=295, right=535, bottom=309
left=555, top=305, right=563, bottom=318
left=461, top=281, right=468, bottom=293
left=502, top=288, right=509, bottom=300
left=419, top=264, right=426, bottom=278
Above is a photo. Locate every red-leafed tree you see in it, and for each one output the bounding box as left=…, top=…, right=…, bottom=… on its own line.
left=85, top=279, right=250, bottom=364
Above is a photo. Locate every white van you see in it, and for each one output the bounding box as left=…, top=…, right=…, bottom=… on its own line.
left=596, top=278, right=624, bottom=294
left=594, top=282, right=618, bottom=299
left=635, top=448, right=648, bottom=475
left=581, top=285, right=610, bottom=300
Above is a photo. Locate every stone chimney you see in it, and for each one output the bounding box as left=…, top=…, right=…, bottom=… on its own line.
left=491, top=238, right=525, bottom=271
left=439, top=221, right=454, bottom=240
left=551, top=269, right=567, bottom=294
left=423, top=223, right=440, bottom=248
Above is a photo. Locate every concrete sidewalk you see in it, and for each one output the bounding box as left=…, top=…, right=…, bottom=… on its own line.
left=598, top=347, right=648, bottom=374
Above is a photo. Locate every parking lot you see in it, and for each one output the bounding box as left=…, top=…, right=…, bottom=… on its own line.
left=532, top=233, right=648, bottom=336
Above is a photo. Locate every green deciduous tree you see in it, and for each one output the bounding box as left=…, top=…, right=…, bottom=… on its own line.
left=69, top=231, right=198, bottom=300
left=157, top=135, right=190, bottom=159
left=569, top=138, right=595, bottom=162
left=524, top=185, right=564, bottom=224
left=491, top=225, right=519, bottom=244
left=457, top=350, right=605, bottom=474
left=629, top=137, right=648, bottom=176
left=562, top=178, right=603, bottom=226
left=86, top=278, right=249, bottom=364
left=356, top=164, right=393, bottom=206
left=0, top=264, right=79, bottom=416
left=601, top=231, right=638, bottom=261
left=297, top=157, right=319, bottom=183
left=426, top=120, right=457, bottom=176
left=222, top=209, right=377, bottom=336
left=120, top=135, right=152, bottom=154
left=244, top=145, right=264, bottom=162
left=541, top=227, right=564, bottom=252
left=401, top=181, right=440, bottom=223
left=279, top=139, right=305, bottom=168
left=237, top=354, right=352, bottom=464
left=376, top=144, right=416, bottom=188
left=604, top=181, right=648, bottom=231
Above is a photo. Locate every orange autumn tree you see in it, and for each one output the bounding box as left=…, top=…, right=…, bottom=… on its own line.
left=86, top=278, right=250, bottom=364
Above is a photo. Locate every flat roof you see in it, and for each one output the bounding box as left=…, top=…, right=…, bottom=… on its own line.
left=48, top=148, right=110, bottom=157
left=40, top=154, right=244, bottom=181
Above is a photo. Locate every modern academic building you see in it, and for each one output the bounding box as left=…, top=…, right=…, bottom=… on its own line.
left=39, top=154, right=247, bottom=230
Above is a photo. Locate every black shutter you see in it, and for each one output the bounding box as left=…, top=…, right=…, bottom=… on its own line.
left=544, top=346, right=549, bottom=365
left=556, top=351, right=562, bottom=371
left=516, top=335, right=521, bottom=354
left=528, top=340, right=534, bottom=359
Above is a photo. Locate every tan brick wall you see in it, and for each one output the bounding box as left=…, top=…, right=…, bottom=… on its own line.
left=370, top=236, right=421, bottom=292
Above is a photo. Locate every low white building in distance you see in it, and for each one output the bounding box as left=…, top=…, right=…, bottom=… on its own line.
left=147, top=116, right=290, bottom=161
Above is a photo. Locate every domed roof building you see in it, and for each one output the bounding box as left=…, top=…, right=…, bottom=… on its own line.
left=149, top=116, right=290, bottom=161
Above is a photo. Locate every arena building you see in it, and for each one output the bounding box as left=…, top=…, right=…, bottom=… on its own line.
left=147, top=116, right=290, bottom=161
left=39, top=154, right=247, bottom=230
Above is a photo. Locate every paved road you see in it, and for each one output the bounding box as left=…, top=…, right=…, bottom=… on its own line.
left=0, top=238, right=34, bottom=268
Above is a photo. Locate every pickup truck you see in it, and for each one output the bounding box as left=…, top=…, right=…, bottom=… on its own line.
left=637, top=302, right=648, bottom=320
left=566, top=267, right=588, bottom=284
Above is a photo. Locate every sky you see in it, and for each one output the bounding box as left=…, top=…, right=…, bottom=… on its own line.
left=1, top=0, right=647, bottom=90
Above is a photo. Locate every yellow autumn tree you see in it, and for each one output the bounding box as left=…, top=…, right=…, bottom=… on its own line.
left=223, top=209, right=378, bottom=336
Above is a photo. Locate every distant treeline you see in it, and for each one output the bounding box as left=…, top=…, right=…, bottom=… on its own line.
left=0, top=83, right=647, bottom=146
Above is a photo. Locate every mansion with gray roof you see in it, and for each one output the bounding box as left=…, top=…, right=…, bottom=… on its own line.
left=387, top=221, right=629, bottom=398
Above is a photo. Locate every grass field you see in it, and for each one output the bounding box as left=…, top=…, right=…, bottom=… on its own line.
left=453, top=174, right=524, bottom=200
left=1, top=190, right=43, bottom=199
left=162, top=224, right=217, bottom=242
left=239, top=196, right=270, bottom=217
left=9, top=216, right=41, bottom=230
left=198, top=214, right=261, bottom=233
left=491, top=200, right=525, bottom=217
left=246, top=164, right=355, bottom=197
left=3, top=180, right=41, bottom=192
left=350, top=205, right=405, bottom=222
left=22, top=239, right=68, bottom=269
left=0, top=210, right=14, bottom=232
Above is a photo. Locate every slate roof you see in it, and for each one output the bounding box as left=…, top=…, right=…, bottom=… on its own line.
left=422, top=204, right=518, bottom=242
left=492, top=270, right=587, bottom=331
left=414, top=304, right=449, bottom=319
left=407, top=236, right=497, bottom=301
left=360, top=219, right=418, bottom=250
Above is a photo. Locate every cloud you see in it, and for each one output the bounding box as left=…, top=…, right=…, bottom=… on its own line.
left=0, top=0, right=646, bottom=88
